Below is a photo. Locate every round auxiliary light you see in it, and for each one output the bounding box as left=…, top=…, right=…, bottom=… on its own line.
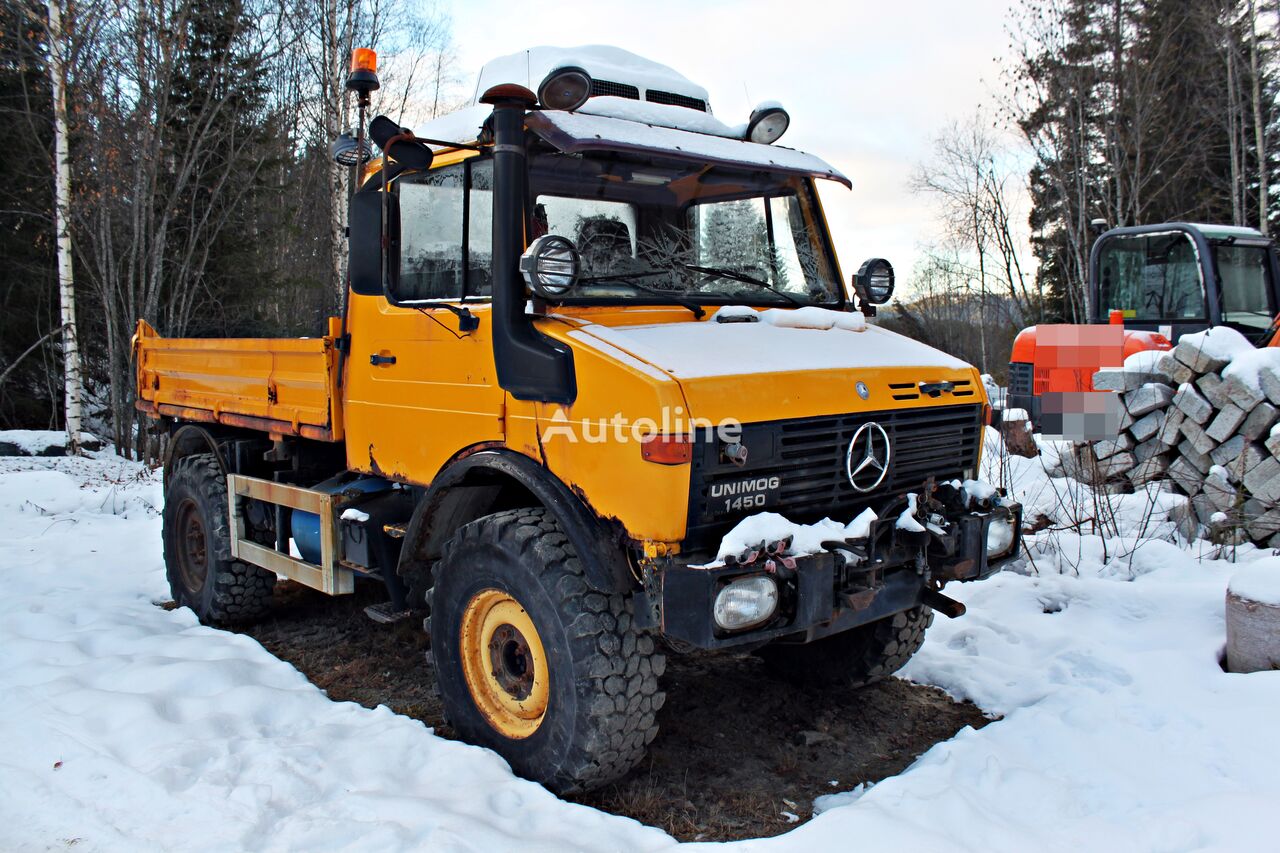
left=520, top=235, right=581, bottom=299
left=329, top=132, right=372, bottom=167
left=713, top=575, right=779, bottom=632
left=537, top=66, right=592, bottom=111
left=855, top=257, right=895, bottom=304
left=745, top=104, right=790, bottom=145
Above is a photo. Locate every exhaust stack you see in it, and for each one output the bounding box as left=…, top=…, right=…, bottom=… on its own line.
left=481, top=84, right=577, bottom=405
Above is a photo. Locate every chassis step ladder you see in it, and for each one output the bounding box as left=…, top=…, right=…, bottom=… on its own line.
left=227, top=474, right=354, bottom=595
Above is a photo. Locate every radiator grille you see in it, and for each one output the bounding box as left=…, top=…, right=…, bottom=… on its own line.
left=686, top=404, right=983, bottom=549
left=591, top=79, right=640, bottom=100
left=1008, top=361, right=1033, bottom=396
left=645, top=89, right=708, bottom=112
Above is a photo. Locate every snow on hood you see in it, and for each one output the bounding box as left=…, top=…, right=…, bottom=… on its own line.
left=568, top=317, right=969, bottom=380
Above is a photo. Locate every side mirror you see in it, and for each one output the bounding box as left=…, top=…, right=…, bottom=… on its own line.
left=348, top=190, right=400, bottom=297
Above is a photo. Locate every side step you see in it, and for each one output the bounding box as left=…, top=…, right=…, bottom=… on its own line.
left=364, top=602, right=412, bottom=624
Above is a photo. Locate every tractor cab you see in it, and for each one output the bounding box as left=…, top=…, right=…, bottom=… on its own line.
left=1090, top=223, right=1280, bottom=345
left=1009, top=222, right=1280, bottom=434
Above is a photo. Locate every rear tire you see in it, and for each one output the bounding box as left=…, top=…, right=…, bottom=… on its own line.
left=163, top=453, right=274, bottom=625
left=759, top=605, right=933, bottom=688
left=430, top=508, right=664, bottom=794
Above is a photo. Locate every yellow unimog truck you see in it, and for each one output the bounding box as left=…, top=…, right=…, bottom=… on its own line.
left=134, top=46, right=1022, bottom=793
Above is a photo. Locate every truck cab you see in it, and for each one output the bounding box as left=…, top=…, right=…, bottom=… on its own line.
left=136, top=45, right=1021, bottom=794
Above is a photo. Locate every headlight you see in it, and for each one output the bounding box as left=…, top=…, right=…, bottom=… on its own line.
left=537, top=66, right=592, bottom=111
left=519, top=235, right=581, bottom=298
left=987, top=517, right=1015, bottom=558
left=713, top=575, right=778, bottom=631
left=745, top=104, right=790, bottom=145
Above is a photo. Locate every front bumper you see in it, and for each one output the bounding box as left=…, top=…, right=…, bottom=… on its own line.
left=648, top=496, right=1022, bottom=651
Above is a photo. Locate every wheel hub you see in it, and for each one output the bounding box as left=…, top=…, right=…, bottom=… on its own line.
left=174, top=498, right=209, bottom=593
left=488, top=623, right=535, bottom=700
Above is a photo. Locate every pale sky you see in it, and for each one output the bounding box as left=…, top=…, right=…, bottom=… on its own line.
left=449, top=0, right=1022, bottom=296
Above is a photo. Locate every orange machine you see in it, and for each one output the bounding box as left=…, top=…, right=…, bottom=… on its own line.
left=1009, top=222, right=1280, bottom=429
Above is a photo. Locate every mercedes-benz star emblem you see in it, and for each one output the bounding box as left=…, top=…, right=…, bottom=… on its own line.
left=845, top=422, right=891, bottom=492
left=855, top=381, right=870, bottom=400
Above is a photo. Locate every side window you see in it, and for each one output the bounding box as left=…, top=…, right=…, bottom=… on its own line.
left=396, top=158, right=494, bottom=302
left=1218, top=246, right=1274, bottom=331
left=399, top=164, right=465, bottom=301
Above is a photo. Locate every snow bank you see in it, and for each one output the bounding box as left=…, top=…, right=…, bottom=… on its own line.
left=5, top=442, right=1280, bottom=851
left=0, top=429, right=101, bottom=456
left=1229, top=560, right=1280, bottom=605
left=0, top=455, right=669, bottom=852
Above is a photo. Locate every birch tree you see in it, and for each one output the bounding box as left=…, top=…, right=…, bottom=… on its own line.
left=46, top=0, right=82, bottom=454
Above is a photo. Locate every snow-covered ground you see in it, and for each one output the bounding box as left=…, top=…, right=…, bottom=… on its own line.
left=2, top=436, right=1278, bottom=851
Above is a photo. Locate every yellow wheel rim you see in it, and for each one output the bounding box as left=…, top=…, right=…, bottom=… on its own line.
left=458, top=588, right=550, bottom=739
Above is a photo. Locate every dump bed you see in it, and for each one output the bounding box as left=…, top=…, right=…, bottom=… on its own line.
left=133, top=319, right=344, bottom=441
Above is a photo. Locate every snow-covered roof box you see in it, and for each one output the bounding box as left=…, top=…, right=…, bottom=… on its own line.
left=472, top=46, right=712, bottom=114
left=416, top=46, right=849, bottom=186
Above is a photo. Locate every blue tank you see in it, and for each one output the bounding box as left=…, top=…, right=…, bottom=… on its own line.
left=290, top=476, right=392, bottom=564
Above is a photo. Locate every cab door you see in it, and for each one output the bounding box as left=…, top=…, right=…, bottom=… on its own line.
left=343, top=157, right=505, bottom=483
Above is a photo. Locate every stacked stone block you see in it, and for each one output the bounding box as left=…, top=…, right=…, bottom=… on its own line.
left=1084, top=338, right=1280, bottom=545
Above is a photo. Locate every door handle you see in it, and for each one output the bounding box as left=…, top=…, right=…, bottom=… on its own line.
left=369, top=353, right=396, bottom=366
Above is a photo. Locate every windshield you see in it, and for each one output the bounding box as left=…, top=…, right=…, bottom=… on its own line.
left=528, top=150, right=843, bottom=307
left=1096, top=232, right=1205, bottom=322
left=1216, top=244, right=1275, bottom=332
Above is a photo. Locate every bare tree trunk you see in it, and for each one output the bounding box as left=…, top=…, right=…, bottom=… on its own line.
left=1227, top=36, right=1244, bottom=226
left=1250, top=0, right=1268, bottom=234
left=47, top=0, right=83, bottom=455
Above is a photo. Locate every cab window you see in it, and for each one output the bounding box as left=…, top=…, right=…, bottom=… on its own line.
left=396, top=158, right=493, bottom=302
left=1098, top=232, right=1205, bottom=322
left=1217, top=245, right=1274, bottom=332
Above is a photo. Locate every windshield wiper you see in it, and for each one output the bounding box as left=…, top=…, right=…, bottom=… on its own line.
left=683, top=264, right=803, bottom=306
left=580, top=273, right=706, bottom=319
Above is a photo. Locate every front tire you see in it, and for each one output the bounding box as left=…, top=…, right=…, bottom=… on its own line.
left=430, top=508, right=664, bottom=794
left=759, top=605, right=933, bottom=688
left=162, top=453, right=274, bottom=625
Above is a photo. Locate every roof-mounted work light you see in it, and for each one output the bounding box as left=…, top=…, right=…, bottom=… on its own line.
left=329, top=132, right=372, bottom=166
left=745, top=103, right=790, bottom=145
left=538, top=66, right=592, bottom=111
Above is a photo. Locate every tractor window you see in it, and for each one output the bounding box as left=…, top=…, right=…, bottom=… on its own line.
left=1217, top=245, right=1274, bottom=332
left=396, top=158, right=493, bottom=302
left=1098, top=232, right=1205, bottom=322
